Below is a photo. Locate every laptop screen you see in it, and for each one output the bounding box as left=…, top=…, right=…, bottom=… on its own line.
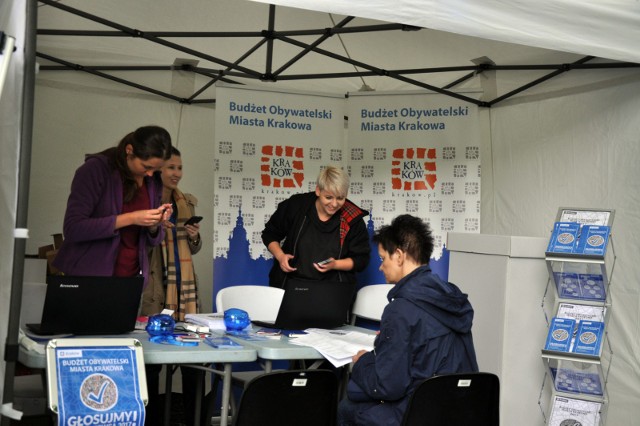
left=269, top=279, right=356, bottom=330
left=28, top=275, right=144, bottom=336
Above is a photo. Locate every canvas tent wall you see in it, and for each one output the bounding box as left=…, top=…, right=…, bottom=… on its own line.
left=2, top=1, right=640, bottom=425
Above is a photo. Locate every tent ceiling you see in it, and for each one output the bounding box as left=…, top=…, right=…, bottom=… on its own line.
left=255, top=0, right=640, bottom=65
left=36, top=0, right=640, bottom=107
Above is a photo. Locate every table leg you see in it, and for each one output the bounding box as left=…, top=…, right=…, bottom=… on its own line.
left=193, top=368, right=203, bottom=426
left=163, top=364, right=172, bottom=426
left=220, top=363, right=231, bottom=426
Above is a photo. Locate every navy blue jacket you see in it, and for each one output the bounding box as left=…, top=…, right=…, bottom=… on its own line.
left=349, top=265, right=479, bottom=425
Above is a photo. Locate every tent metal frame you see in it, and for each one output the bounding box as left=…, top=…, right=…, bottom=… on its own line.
left=1, top=1, right=38, bottom=425
left=36, top=0, right=640, bottom=107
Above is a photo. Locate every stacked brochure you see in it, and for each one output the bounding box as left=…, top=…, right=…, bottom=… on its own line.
left=547, top=222, right=580, bottom=254
left=556, top=303, right=606, bottom=350
left=548, top=395, right=601, bottom=426
left=544, top=317, right=604, bottom=356
left=553, top=272, right=606, bottom=301
left=544, top=316, right=605, bottom=355
left=550, top=363, right=603, bottom=396
left=288, top=328, right=376, bottom=367
left=544, top=317, right=575, bottom=352
left=576, top=225, right=610, bottom=256
left=572, top=320, right=605, bottom=356
left=546, top=222, right=610, bottom=256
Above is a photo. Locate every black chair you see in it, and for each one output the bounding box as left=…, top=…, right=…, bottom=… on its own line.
left=402, top=372, right=500, bottom=426
left=232, top=369, right=339, bottom=426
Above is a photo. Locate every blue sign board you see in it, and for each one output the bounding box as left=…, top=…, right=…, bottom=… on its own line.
left=55, top=346, right=145, bottom=426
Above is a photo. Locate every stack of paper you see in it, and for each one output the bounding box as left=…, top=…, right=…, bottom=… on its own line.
left=184, top=312, right=226, bottom=331
left=548, top=396, right=601, bottom=426
left=288, top=328, right=376, bottom=367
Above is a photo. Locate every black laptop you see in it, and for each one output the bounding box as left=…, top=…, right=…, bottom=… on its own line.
left=252, top=279, right=356, bottom=330
left=26, top=275, right=144, bottom=336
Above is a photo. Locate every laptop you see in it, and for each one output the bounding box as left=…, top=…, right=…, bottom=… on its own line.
left=26, top=275, right=144, bottom=336
left=252, top=279, right=356, bottom=330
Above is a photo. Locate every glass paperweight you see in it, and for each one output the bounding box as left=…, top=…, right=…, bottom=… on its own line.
left=224, top=308, right=251, bottom=332
left=146, top=314, right=176, bottom=336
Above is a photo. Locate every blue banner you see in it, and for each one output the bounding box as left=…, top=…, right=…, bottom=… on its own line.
left=55, top=346, right=145, bottom=426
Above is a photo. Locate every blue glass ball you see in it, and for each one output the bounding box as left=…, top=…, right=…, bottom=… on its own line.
left=224, top=308, right=251, bottom=332
left=146, top=314, right=176, bottom=336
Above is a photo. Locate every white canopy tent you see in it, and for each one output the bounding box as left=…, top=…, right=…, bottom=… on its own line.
left=258, top=0, right=640, bottom=65
left=31, top=0, right=640, bottom=104
left=2, top=1, right=639, bottom=425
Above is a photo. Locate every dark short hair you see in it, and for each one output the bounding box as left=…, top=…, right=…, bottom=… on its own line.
left=373, top=214, right=434, bottom=264
left=171, top=146, right=181, bottom=156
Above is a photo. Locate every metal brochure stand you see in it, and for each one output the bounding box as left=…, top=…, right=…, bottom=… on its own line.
left=539, top=208, right=615, bottom=426
left=45, top=338, right=148, bottom=425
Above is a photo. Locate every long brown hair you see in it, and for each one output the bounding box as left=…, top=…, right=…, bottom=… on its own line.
left=98, top=125, right=172, bottom=202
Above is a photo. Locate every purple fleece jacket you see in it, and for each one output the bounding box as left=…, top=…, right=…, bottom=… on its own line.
left=53, top=154, right=164, bottom=285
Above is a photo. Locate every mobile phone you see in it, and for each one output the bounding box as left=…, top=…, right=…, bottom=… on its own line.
left=316, top=258, right=333, bottom=266
left=184, top=216, right=203, bottom=226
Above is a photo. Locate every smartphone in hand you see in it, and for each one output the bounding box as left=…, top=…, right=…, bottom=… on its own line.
left=316, top=258, right=333, bottom=266
left=184, top=216, right=203, bottom=226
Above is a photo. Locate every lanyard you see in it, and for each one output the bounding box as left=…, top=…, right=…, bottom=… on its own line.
left=149, top=335, right=199, bottom=347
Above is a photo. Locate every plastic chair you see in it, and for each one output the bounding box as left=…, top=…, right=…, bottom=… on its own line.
left=401, top=372, right=500, bottom=426
left=216, top=285, right=284, bottom=321
left=350, top=284, right=394, bottom=324
left=233, top=370, right=339, bottom=426
left=209, top=285, right=286, bottom=422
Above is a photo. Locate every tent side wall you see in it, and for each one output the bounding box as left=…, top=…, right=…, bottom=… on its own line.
left=486, top=76, right=640, bottom=425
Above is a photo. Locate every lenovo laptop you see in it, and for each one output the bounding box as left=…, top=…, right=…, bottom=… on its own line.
left=252, top=279, right=356, bottom=330
left=26, top=275, right=144, bottom=336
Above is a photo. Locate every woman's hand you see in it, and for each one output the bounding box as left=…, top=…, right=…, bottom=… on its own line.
left=158, top=203, right=173, bottom=228
left=313, top=258, right=335, bottom=273
left=129, top=209, right=163, bottom=227
left=115, top=204, right=172, bottom=231
left=278, top=253, right=297, bottom=273
left=185, top=222, right=200, bottom=241
left=142, top=203, right=172, bottom=230
left=352, top=349, right=368, bottom=364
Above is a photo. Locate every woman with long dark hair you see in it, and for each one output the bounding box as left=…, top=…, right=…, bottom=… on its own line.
left=53, top=125, right=173, bottom=284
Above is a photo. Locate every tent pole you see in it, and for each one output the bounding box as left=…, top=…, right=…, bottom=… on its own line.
left=0, top=0, right=37, bottom=424
left=264, top=5, right=276, bottom=78
left=487, top=56, right=595, bottom=106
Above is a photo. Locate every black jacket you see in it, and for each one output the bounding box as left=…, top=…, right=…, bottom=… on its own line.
left=261, top=192, right=370, bottom=287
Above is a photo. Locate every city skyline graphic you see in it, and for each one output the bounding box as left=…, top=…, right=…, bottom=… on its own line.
left=211, top=207, right=450, bottom=310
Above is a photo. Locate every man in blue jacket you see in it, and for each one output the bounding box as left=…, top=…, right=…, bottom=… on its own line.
left=338, top=214, right=479, bottom=426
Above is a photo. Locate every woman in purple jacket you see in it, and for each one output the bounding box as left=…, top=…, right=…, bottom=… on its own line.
left=52, top=125, right=173, bottom=425
left=53, top=125, right=173, bottom=285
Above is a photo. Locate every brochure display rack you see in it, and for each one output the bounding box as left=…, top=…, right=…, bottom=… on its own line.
left=540, top=207, right=615, bottom=426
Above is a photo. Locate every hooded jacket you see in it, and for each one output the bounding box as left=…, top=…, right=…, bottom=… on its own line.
left=348, top=265, right=478, bottom=425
